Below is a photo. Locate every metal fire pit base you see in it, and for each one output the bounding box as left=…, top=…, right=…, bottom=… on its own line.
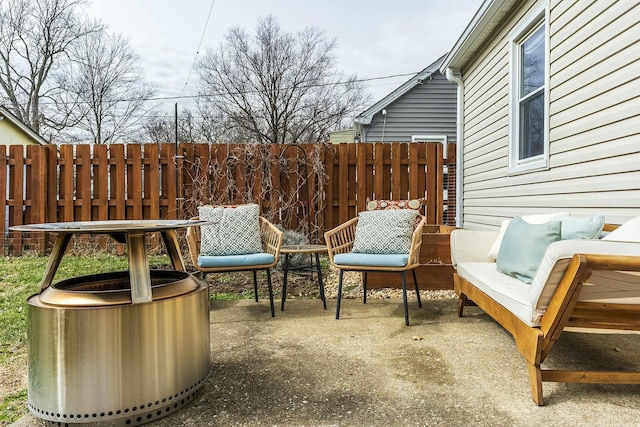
left=27, top=270, right=210, bottom=426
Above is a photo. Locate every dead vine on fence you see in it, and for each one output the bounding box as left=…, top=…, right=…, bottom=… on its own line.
left=181, top=143, right=329, bottom=243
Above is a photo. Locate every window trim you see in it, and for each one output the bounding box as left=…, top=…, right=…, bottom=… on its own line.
left=411, top=134, right=449, bottom=158
left=508, top=1, right=550, bottom=174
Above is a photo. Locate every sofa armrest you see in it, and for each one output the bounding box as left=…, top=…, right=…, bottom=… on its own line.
left=450, top=229, right=500, bottom=268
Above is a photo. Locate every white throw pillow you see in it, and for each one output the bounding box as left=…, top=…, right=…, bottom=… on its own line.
left=603, top=216, right=640, bottom=242
left=487, top=212, right=569, bottom=259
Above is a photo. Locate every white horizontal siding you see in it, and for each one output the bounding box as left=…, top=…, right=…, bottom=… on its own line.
left=459, top=0, right=640, bottom=230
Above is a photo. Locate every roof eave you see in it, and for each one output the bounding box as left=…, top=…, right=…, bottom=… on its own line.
left=355, top=54, right=447, bottom=124
left=440, top=0, right=519, bottom=72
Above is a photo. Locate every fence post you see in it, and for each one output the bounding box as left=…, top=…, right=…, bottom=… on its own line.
left=0, top=146, right=6, bottom=253
left=28, top=145, right=47, bottom=254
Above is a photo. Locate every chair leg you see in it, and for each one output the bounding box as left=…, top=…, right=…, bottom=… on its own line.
left=401, top=271, right=409, bottom=326
left=266, top=269, right=275, bottom=317
left=281, top=253, right=290, bottom=311
left=412, top=269, right=422, bottom=308
left=363, top=272, right=368, bottom=304
left=253, top=270, right=259, bottom=302
left=336, top=270, right=344, bottom=319
left=315, top=252, right=327, bottom=309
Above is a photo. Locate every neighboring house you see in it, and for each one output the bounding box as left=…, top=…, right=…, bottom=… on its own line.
left=353, top=55, right=457, bottom=150
left=440, top=0, right=640, bottom=228
left=0, top=106, right=48, bottom=148
left=329, top=128, right=354, bottom=144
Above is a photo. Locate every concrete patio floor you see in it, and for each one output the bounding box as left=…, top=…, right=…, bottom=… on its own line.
left=15, top=297, right=640, bottom=426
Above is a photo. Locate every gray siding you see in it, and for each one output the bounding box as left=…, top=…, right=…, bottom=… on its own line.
left=460, top=0, right=640, bottom=229
left=362, top=72, right=457, bottom=143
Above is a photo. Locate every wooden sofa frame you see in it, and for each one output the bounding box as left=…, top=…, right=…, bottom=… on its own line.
left=455, top=224, right=640, bottom=405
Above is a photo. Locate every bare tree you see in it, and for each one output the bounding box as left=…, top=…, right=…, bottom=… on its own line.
left=144, top=107, right=205, bottom=145
left=57, top=31, right=155, bottom=144
left=196, top=16, right=369, bottom=144
left=0, top=0, right=101, bottom=135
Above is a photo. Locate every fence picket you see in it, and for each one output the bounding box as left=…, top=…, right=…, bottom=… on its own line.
left=76, top=144, right=92, bottom=221
left=2, top=142, right=452, bottom=254
left=9, top=145, right=24, bottom=254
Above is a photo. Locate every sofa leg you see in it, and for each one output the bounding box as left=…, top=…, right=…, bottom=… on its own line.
left=336, top=270, right=344, bottom=320
left=457, top=294, right=468, bottom=317
left=412, top=269, right=422, bottom=308
left=527, top=362, right=544, bottom=406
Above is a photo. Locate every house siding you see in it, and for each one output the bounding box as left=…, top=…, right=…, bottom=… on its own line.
left=460, top=0, right=640, bottom=229
left=362, top=72, right=457, bottom=143
left=0, top=120, right=39, bottom=147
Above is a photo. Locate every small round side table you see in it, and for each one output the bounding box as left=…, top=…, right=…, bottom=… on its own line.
left=280, top=244, right=327, bottom=311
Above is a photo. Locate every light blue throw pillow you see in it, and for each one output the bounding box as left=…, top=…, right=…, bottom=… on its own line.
left=496, top=216, right=562, bottom=284
left=558, top=215, right=605, bottom=240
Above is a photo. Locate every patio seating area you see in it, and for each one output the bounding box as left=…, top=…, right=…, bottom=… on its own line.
left=14, top=297, right=640, bottom=426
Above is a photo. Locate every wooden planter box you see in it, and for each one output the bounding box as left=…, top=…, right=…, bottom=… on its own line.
left=367, top=225, right=456, bottom=290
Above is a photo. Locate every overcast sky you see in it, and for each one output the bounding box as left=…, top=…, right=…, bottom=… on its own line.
left=85, top=0, right=483, bottom=113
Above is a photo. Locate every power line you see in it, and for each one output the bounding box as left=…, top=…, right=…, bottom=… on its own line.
left=46, top=71, right=422, bottom=106
left=179, top=0, right=217, bottom=98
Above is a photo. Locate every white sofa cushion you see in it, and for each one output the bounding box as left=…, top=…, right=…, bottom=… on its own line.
left=603, top=215, right=640, bottom=242
left=450, top=229, right=499, bottom=268
left=457, top=239, right=640, bottom=327
left=529, top=239, right=640, bottom=311
left=457, top=262, right=545, bottom=326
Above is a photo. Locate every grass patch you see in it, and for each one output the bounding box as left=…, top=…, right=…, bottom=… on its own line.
left=209, top=290, right=257, bottom=300
left=0, top=254, right=170, bottom=424
left=0, top=390, right=27, bottom=424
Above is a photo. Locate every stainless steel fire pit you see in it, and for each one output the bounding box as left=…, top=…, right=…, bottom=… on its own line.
left=11, top=220, right=211, bottom=426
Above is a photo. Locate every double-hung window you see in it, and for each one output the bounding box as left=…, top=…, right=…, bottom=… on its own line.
left=509, top=2, right=549, bottom=173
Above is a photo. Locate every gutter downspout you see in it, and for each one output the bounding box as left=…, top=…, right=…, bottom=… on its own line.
left=445, top=68, right=464, bottom=228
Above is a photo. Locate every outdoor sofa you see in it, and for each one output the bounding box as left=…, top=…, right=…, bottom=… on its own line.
left=450, top=213, right=640, bottom=405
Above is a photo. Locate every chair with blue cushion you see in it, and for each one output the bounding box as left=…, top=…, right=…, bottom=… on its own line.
left=186, top=204, right=284, bottom=317
left=325, top=209, right=426, bottom=326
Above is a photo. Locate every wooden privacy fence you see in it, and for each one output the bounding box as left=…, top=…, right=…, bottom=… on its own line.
left=2, top=142, right=455, bottom=256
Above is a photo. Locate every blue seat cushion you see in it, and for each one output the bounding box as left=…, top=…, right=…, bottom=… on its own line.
left=333, top=252, right=409, bottom=268
left=198, top=252, right=275, bottom=268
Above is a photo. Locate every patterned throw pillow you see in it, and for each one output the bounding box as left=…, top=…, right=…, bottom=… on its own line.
left=198, top=204, right=263, bottom=256
left=352, top=209, right=419, bottom=254
left=366, top=198, right=424, bottom=211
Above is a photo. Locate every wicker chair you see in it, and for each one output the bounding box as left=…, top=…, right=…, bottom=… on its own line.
left=186, top=215, right=283, bottom=317
left=325, top=213, right=426, bottom=326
